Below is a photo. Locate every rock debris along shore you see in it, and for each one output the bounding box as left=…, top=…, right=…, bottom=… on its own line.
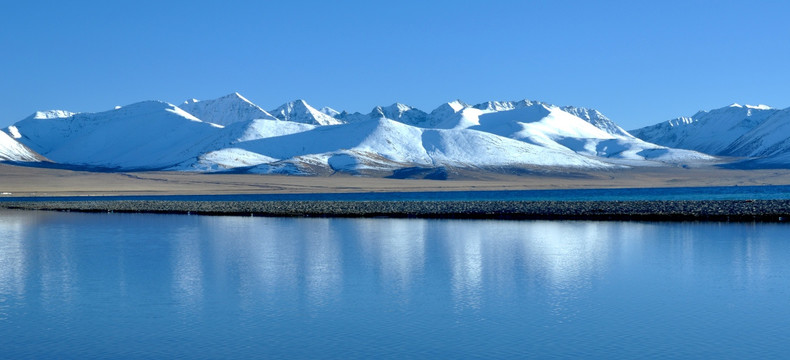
left=2, top=200, right=790, bottom=222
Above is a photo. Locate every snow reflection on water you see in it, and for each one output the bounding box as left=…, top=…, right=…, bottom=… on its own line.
left=171, top=225, right=204, bottom=314
left=0, top=212, right=28, bottom=301
left=355, top=219, right=426, bottom=304
left=1, top=210, right=790, bottom=358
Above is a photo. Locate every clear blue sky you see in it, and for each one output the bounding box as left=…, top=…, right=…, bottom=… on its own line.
left=1, top=0, right=788, bottom=129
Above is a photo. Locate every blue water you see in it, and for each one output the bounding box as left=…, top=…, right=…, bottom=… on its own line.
left=2, top=210, right=790, bottom=358
left=3, top=184, right=790, bottom=202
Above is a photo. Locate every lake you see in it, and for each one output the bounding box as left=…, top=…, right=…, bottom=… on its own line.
left=4, top=184, right=790, bottom=202
left=2, top=209, right=789, bottom=358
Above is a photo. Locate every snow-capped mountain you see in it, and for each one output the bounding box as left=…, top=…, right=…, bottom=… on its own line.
left=0, top=129, right=45, bottom=162
left=422, top=100, right=713, bottom=165
left=724, top=107, right=790, bottom=158
left=180, top=92, right=276, bottom=126
left=469, top=100, right=630, bottom=136
left=2, top=110, right=72, bottom=162
left=194, top=118, right=612, bottom=175
left=183, top=119, right=318, bottom=171
left=560, top=106, right=631, bottom=137
left=369, top=103, right=431, bottom=127
left=270, top=100, right=343, bottom=126
left=178, top=96, right=713, bottom=174
left=3, top=92, right=733, bottom=174
left=631, top=104, right=790, bottom=166
left=319, top=106, right=340, bottom=117
left=631, top=104, right=780, bottom=155
left=9, top=101, right=223, bottom=169
left=335, top=103, right=437, bottom=126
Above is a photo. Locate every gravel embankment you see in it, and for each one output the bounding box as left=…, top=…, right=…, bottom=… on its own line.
left=3, top=199, right=790, bottom=222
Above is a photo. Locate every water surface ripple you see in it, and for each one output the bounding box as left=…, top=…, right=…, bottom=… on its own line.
left=1, top=210, right=789, bottom=358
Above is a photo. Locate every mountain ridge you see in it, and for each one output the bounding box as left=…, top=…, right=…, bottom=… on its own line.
left=180, top=92, right=276, bottom=126
left=0, top=129, right=46, bottom=162
left=7, top=93, right=786, bottom=176
left=630, top=103, right=790, bottom=166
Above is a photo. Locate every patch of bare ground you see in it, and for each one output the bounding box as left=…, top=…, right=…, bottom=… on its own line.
left=3, top=163, right=790, bottom=197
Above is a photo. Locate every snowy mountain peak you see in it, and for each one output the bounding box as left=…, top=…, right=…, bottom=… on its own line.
left=270, top=100, right=343, bottom=126
left=371, top=103, right=411, bottom=116
left=222, top=92, right=256, bottom=105
left=1, top=129, right=45, bottom=162
left=372, top=103, right=413, bottom=115
left=447, top=100, right=468, bottom=112
left=430, top=100, right=468, bottom=117
left=319, top=106, right=340, bottom=117
left=560, top=106, right=632, bottom=137
left=370, top=106, right=385, bottom=117
left=179, top=92, right=275, bottom=126
left=719, top=103, right=772, bottom=112
left=668, top=116, right=695, bottom=127
left=31, top=110, right=76, bottom=120
left=9, top=99, right=223, bottom=169
left=474, top=101, right=515, bottom=112
left=728, top=103, right=772, bottom=110
left=703, top=103, right=776, bottom=119
left=472, top=100, right=543, bottom=112
left=98, top=100, right=204, bottom=123
left=631, top=103, right=784, bottom=158
left=391, top=103, right=413, bottom=112
left=368, top=103, right=430, bottom=127
left=467, top=100, right=630, bottom=137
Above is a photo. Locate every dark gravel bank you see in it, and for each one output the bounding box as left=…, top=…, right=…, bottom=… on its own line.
left=3, top=199, right=790, bottom=222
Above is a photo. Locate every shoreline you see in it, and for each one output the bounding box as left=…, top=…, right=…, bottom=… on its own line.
left=3, top=199, right=790, bottom=222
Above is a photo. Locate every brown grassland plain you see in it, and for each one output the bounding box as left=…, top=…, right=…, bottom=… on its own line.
left=3, top=163, right=790, bottom=197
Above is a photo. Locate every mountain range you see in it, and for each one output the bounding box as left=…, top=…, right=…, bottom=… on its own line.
left=631, top=104, right=790, bottom=168
left=1, top=93, right=786, bottom=177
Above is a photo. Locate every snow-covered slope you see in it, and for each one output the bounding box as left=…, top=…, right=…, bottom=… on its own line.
left=270, top=100, right=343, bottom=125
left=180, top=92, right=276, bottom=126
left=222, top=119, right=317, bottom=143
left=630, top=104, right=780, bottom=156
left=429, top=101, right=478, bottom=129
left=473, top=103, right=615, bottom=147
left=560, top=106, right=631, bottom=137
left=3, top=110, right=74, bottom=161
left=0, top=129, right=45, bottom=162
left=424, top=100, right=714, bottom=165
left=723, top=107, right=790, bottom=159
left=179, top=119, right=318, bottom=171
left=27, top=110, right=77, bottom=120
left=630, top=103, right=790, bottom=167
left=9, top=101, right=223, bottom=169
left=328, top=99, right=635, bottom=139
left=335, top=110, right=371, bottom=123
left=335, top=103, right=440, bottom=127
left=370, top=103, right=431, bottom=127
left=227, top=118, right=612, bottom=174
left=469, top=100, right=632, bottom=137
left=319, top=106, right=340, bottom=117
